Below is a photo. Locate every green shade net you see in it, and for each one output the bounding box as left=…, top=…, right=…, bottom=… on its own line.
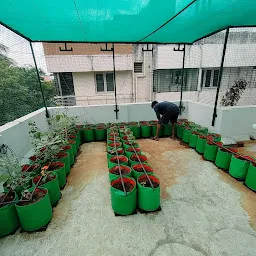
left=0, top=0, right=256, bottom=43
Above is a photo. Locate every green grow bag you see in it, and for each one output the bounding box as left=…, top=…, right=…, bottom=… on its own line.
left=130, top=124, right=141, bottom=139
left=62, top=145, right=74, bottom=166
left=44, top=162, right=66, bottom=189
left=108, top=155, right=129, bottom=169
left=109, top=165, right=132, bottom=181
left=125, top=147, right=141, bottom=159
left=163, top=124, right=172, bottom=136
left=83, top=127, right=95, bottom=142
left=215, top=147, right=238, bottom=171
left=69, top=135, right=79, bottom=150
left=76, top=125, right=83, bottom=143
left=95, top=127, right=106, bottom=141
left=110, top=177, right=137, bottom=215
left=176, top=124, right=183, bottom=139
left=203, top=142, right=221, bottom=162
left=151, top=125, right=164, bottom=137
left=120, top=134, right=135, bottom=141
left=182, top=128, right=192, bottom=143
left=55, top=152, right=71, bottom=176
left=107, top=142, right=122, bottom=150
left=229, top=155, right=250, bottom=180
left=72, top=131, right=81, bottom=146
left=21, top=164, right=41, bottom=178
left=141, top=125, right=152, bottom=138
left=129, top=154, right=147, bottom=166
left=132, top=163, right=154, bottom=180
left=69, top=140, right=77, bottom=157
left=209, top=133, right=221, bottom=142
left=107, top=148, right=125, bottom=160
left=33, top=172, right=61, bottom=206
left=16, top=187, right=52, bottom=232
left=0, top=192, right=19, bottom=238
left=196, top=136, right=207, bottom=154
left=137, top=174, right=160, bottom=211
left=189, top=132, right=198, bottom=148
left=123, top=141, right=139, bottom=150
left=245, top=162, right=256, bottom=191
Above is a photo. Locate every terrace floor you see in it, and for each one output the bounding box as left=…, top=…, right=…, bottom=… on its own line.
left=1, top=139, right=256, bottom=256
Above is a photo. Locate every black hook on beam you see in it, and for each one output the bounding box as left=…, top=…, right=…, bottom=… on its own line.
left=59, top=43, right=73, bottom=52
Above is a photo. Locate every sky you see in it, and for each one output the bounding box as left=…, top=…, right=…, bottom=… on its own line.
left=0, top=25, right=48, bottom=73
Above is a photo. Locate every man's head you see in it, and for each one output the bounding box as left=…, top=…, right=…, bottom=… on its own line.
left=151, top=101, right=158, bottom=109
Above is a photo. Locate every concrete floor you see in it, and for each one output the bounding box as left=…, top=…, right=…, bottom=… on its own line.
left=1, top=139, right=256, bottom=256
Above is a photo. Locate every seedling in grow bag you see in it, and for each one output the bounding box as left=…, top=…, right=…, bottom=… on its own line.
left=130, top=154, right=147, bottom=163
left=112, top=177, right=134, bottom=192
left=108, top=148, right=124, bottom=156
left=108, top=142, right=122, bottom=148
left=109, top=166, right=131, bottom=176
left=18, top=188, right=46, bottom=206
left=138, top=175, right=159, bottom=188
left=129, top=122, right=138, bottom=125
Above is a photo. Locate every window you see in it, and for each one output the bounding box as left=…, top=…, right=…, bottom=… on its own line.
left=201, top=69, right=220, bottom=88
left=153, top=69, right=198, bottom=92
left=134, top=62, right=143, bottom=73
left=95, top=73, right=114, bottom=92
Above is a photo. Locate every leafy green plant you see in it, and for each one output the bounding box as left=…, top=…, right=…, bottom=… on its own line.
left=28, top=121, right=67, bottom=166
left=0, top=153, right=31, bottom=192
left=220, top=78, right=247, bottom=107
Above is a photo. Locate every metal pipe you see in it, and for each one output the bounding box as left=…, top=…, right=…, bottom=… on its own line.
left=179, top=45, right=186, bottom=114
left=212, top=28, right=230, bottom=126
left=29, top=42, right=50, bottom=118
left=112, top=44, right=119, bottom=119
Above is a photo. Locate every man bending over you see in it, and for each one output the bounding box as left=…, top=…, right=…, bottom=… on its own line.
left=151, top=101, right=179, bottom=140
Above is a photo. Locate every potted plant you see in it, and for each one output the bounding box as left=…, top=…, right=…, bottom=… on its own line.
left=108, top=165, right=132, bottom=181
left=245, top=161, right=256, bottom=192
left=129, top=122, right=141, bottom=138
left=137, top=174, right=160, bottom=211
left=32, top=169, right=61, bottom=206
left=140, top=121, right=152, bottom=138
left=107, top=147, right=125, bottom=160
left=203, top=141, right=223, bottom=162
left=108, top=155, right=129, bottom=169
left=29, top=122, right=67, bottom=190
left=0, top=154, right=23, bottom=237
left=196, top=135, right=207, bottom=154
left=229, top=154, right=254, bottom=180
left=131, top=163, right=154, bottom=180
left=215, top=147, right=238, bottom=171
left=129, top=154, right=147, bottom=166
left=110, top=177, right=137, bottom=215
left=16, top=186, right=52, bottom=232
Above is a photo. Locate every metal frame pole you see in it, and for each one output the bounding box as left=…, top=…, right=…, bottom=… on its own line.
left=112, top=43, right=119, bottom=119
left=174, top=44, right=186, bottom=114
left=212, top=27, right=230, bottom=126
left=180, top=45, right=186, bottom=114
left=29, top=42, right=50, bottom=118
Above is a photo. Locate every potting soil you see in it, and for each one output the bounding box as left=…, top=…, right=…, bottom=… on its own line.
left=112, top=159, right=126, bottom=164
left=110, top=167, right=130, bottom=175
left=18, top=188, right=46, bottom=206
left=139, top=178, right=159, bottom=188
left=112, top=182, right=134, bottom=192
left=0, top=192, right=15, bottom=208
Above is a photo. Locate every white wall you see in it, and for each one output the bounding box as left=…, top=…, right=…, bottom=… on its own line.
left=220, top=106, right=256, bottom=139
left=73, top=71, right=133, bottom=105
left=0, top=109, right=49, bottom=159
left=45, top=54, right=133, bottom=73
left=186, top=101, right=222, bottom=134
left=49, top=101, right=185, bottom=125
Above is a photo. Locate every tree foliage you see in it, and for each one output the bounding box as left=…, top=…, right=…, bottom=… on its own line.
left=0, top=57, right=55, bottom=125
left=220, top=78, right=247, bottom=107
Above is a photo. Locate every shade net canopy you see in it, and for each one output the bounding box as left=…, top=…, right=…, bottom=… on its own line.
left=1, top=0, right=256, bottom=43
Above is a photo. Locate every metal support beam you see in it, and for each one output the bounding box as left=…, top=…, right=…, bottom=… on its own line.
left=29, top=42, right=50, bottom=118
left=100, top=43, right=119, bottom=119
left=112, top=44, right=119, bottom=119
left=174, top=44, right=185, bottom=114
left=212, top=27, right=230, bottom=126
